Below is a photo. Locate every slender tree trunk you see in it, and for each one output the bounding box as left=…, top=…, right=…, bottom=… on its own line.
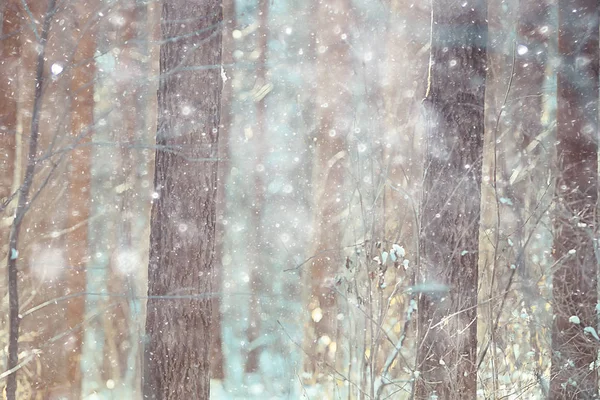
left=220, top=0, right=257, bottom=393
left=0, top=0, right=20, bottom=210
left=414, top=1, right=487, bottom=398
left=305, top=0, right=351, bottom=377
left=142, top=0, right=223, bottom=398
left=117, top=1, right=153, bottom=395
left=4, top=1, right=56, bottom=398
left=382, top=0, right=428, bottom=253
left=210, top=0, right=235, bottom=381
left=80, top=3, right=120, bottom=394
left=65, top=1, right=96, bottom=395
left=550, top=1, right=598, bottom=398
left=245, top=0, right=268, bottom=374
left=507, top=0, right=551, bottom=382
left=0, top=2, right=20, bottom=338
left=252, top=0, right=311, bottom=394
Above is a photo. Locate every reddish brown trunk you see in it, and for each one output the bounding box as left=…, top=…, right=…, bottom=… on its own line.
left=414, top=1, right=487, bottom=399
left=550, top=1, right=598, bottom=398
left=0, top=0, right=19, bottom=205
left=0, top=0, right=20, bottom=393
left=65, top=2, right=96, bottom=395
left=142, top=0, right=223, bottom=398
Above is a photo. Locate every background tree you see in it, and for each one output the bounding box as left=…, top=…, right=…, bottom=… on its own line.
left=0, top=0, right=20, bottom=213
left=65, top=0, right=95, bottom=395
left=414, top=0, right=487, bottom=398
left=305, top=0, right=351, bottom=377
left=142, top=0, right=223, bottom=398
left=3, top=1, right=57, bottom=398
left=550, top=0, right=598, bottom=397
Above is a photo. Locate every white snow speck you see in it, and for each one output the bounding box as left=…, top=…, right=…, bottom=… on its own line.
left=51, top=63, right=64, bottom=76
left=517, top=45, right=528, bottom=55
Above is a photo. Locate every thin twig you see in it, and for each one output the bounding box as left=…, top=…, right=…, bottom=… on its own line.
left=5, top=1, right=55, bottom=398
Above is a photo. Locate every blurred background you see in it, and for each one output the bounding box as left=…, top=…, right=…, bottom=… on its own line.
left=0, top=0, right=581, bottom=398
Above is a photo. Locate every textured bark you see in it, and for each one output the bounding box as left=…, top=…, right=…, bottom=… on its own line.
left=305, top=0, right=351, bottom=375
left=550, top=1, right=598, bottom=398
left=65, top=1, right=96, bottom=395
left=414, top=1, right=487, bottom=399
left=142, top=0, right=223, bottom=398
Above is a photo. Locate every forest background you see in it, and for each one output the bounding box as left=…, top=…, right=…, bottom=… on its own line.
left=0, top=0, right=598, bottom=399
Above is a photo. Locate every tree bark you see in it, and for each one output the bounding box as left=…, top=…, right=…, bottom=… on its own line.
left=550, top=1, right=598, bottom=398
left=414, top=1, right=487, bottom=398
left=142, top=0, right=223, bottom=398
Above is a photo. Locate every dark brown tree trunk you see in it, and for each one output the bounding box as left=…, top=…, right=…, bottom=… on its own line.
left=414, top=1, right=487, bottom=399
left=142, top=0, right=223, bottom=398
left=550, top=1, right=598, bottom=398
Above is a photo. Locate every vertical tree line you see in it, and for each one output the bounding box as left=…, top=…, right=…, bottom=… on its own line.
left=143, top=0, right=222, bottom=398
left=415, top=0, right=487, bottom=398
left=550, top=0, right=598, bottom=398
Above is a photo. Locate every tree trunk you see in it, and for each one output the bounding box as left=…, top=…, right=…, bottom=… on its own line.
left=245, top=0, right=268, bottom=374
left=550, top=1, right=598, bottom=398
left=305, top=0, right=351, bottom=378
left=210, top=0, right=235, bottom=381
left=507, top=0, right=551, bottom=384
left=0, top=0, right=20, bottom=209
left=414, top=1, right=487, bottom=398
left=0, top=3, right=20, bottom=334
left=4, top=1, right=56, bottom=398
left=65, top=1, right=96, bottom=395
left=142, top=0, right=223, bottom=398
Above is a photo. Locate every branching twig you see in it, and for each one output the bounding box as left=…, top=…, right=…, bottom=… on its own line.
left=5, top=1, right=56, bottom=398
